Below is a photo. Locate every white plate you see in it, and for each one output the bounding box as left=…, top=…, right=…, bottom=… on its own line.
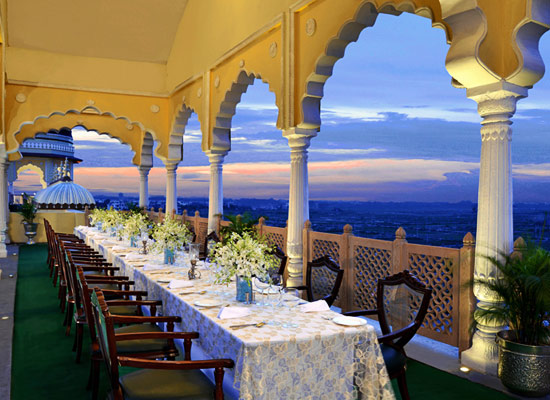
left=194, top=300, right=223, bottom=308
left=156, top=279, right=171, bottom=283
left=332, top=316, right=367, bottom=327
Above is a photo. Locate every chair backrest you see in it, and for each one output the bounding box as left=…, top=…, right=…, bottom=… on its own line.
left=377, top=270, right=432, bottom=347
left=76, top=265, right=99, bottom=345
left=306, top=255, right=344, bottom=306
left=90, top=288, right=120, bottom=390
left=62, top=246, right=82, bottom=310
left=201, top=231, right=221, bottom=259
left=267, top=246, right=287, bottom=277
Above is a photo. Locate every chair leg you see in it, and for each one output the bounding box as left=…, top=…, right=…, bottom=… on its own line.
left=396, top=371, right=410, bottom=400
left=65, top=303, right=73, bottom=335
left=52, top=266, right=58, bottom=286
left=90, top=358, right=100, bottom=400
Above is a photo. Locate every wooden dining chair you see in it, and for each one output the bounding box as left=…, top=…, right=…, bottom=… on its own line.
left=267, top=246, right=287, bottom=277
left=78, top=269, right=179, bottom=400
left=343, top=270, right=432, bottom=400
left=292, top=255, right=344, bottom=306
left=91, top=288, right=235, bottom=400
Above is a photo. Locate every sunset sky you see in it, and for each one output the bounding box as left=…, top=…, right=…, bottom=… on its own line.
left=16, top=13, right=550, bottom=202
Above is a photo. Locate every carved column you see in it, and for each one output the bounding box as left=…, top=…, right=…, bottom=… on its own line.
left=284, top=129, right=316, bottom=287
left=138, top=166, right=151, bottom=209
left=0, top=146, right=8, bottom=257
left=461, top=82, right=527, bottom=374
left=165, top=162, right=178, bottom=216
left=206, top=151, right=227, bottom=234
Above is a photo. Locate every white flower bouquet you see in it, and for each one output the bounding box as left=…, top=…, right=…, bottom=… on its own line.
left=211, top=232, right=278, bottom=285
left=151, top=216, right=192, bottom=253
left=123, top=212, right=150, bottom=238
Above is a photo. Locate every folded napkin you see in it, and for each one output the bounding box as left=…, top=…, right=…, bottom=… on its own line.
left=101, top=241, right=118, bottom=247
left=167, top=279, right=194, bottom=289
left=217, top=306, right=251, bottom=320
left=125, top=253, right=147, bottom=261
left=111, top=245, right=129, bottom=253
left=143, top=264, right=166, bottom=271
left=299, top=300, right=330, bottom=313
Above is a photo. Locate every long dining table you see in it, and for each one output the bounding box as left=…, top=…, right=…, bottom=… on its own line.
left=75, top=226, right=395, bottom=400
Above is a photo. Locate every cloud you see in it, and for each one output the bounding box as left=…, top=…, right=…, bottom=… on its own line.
left=310, top=148, right=386, bottom=155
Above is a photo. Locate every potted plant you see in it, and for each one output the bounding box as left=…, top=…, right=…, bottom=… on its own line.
left=475, top=238, right=550, bottom=397
left=219, top=212, right=261, bottom=243
left=19, top=193, right=38, bottom=245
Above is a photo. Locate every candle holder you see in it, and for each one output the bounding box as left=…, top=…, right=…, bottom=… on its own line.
left=188, top=259, right=201, bottom=280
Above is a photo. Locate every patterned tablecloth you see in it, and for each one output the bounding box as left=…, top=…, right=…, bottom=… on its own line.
left=75, top=226, right=395, bottom=400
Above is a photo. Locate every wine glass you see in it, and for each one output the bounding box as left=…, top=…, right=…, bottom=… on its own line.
left=280, top=287, right=300, bottom=328
left=253, top=276, right=270, bottom=306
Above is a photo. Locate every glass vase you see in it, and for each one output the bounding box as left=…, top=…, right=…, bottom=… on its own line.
left=236, top=276, right=253, bottom=303
left=164, top=248, right=175, bottom=264
left=130, top=236, right=137, bottom=247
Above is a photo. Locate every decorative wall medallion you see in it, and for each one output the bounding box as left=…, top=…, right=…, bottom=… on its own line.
left=305, top=18, right=317, bottom=36
left=182, top=95, right=186, bottom=103
left=214, top=76, right=220, bottom=88
left=269, top=42, right=278, bottom=58
left=76, top=120, right=84, bottom=125
left=150, top=104, right=160, bottom=113
left=87, top=99, right=95, bottom=106
left=126, top=124, right=134, bottom=130
left=197, top=88, right=202, bottom=98
left=15, top=93, right=26, bottom=103
left=239, top=59, right=245, bottom=68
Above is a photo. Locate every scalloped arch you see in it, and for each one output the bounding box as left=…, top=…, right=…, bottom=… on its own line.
left=211, top=69, right=279, bottom=153
left=8, top=107, right=160, bottom=167
left=164, top=101, right=196, bottom=162
left=15, top=163, right=47, bottom=189
left=299, top=0, right=450, bottom=130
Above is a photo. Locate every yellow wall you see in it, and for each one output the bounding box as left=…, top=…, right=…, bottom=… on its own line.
left=9, top=210, right=86, bottom=243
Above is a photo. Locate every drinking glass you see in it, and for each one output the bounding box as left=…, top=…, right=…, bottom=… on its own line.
left=280, top=287, right=300, bottom=328
left=253, top=277, right=270, bottom=306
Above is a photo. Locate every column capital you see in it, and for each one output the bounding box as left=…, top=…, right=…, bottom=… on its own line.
left=165, top=162, right=179, bottom=173
left=467, top=82, right=528, bottom=116
left=138, top=165, right=151, bottom=175
left=205, top=150, right=227, bottom=165
left=283, top=128, right=316, bottom=150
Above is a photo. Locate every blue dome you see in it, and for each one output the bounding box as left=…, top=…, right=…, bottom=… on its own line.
left=35, top=180, right=95, bottom=210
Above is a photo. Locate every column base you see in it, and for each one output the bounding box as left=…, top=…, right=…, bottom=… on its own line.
left=461, top=331, right=499, bottom=375
left=286, top=258, right=303, bottom=287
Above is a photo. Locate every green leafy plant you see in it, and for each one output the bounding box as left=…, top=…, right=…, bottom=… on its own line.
left=474, top=240, right=550, bottom=346
left=219, top=212, right=262, bottom=243
left=19, top=193, right=37, bottom=224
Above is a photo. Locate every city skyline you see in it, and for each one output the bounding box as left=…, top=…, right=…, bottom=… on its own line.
left=14, top=13, right=550, bottom=203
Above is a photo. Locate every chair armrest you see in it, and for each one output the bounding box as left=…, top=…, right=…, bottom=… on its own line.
left=86, top=279, right=134, bottom=285
left=118, top=356, right=234, bottom=370
left=377, top=321, right=419, bottom=347
left=100, top=289, right=148, bottom=298
left=289, top=285, right=308, bottom=291
left=115, top=331, right=199, bottom=342
left=80, top=266, right=120, bottom=272
left=75, top=261, right=112, bottom=266
left=106, top=300, right=162, bottom=307
left=342, top=309, right=378, bottom=317
left=110, top=315, right=182, bottom=324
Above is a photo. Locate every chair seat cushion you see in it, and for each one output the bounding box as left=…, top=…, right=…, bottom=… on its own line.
left=115, top=324, right=173, bottom=355
left=120, top=368, right=215, bottom=400
left=380, top=343, right=407, bottom=376
left=109, top=305, right=139, bottom=316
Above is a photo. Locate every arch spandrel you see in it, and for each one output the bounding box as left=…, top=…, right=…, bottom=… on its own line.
left=294, top=0, right=449, bottom=130
left=5, top=84, right=171, bottom=158
left=209, top=25, right=283, bottom=152
left=164, top=77, right=205, bottom=162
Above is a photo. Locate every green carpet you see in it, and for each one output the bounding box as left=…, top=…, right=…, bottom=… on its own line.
left=12, top=244, right=513, bottom=399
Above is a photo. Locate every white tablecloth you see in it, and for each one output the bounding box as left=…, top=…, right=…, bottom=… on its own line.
left=76, top=226, right=395, bottom=400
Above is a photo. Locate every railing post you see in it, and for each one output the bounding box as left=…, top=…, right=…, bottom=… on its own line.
left=341, top=224, right=353, bottom=312
left=182, top=209, right=188, bottom=225
left=194, top=210, right=200, bottom=238
left=149, top=207, right=155, bottom=222
left=84, top=206, right=90, bottom=227
left=392, top=227, right=408, bottom=274
left=258, top=217, right=265, bottom=238
left=459, top=232, right=476, bottom=355
left=301, top=220, right=312, bottom=285
left=158, top=207, right=164, bottom=223
left=512, top=236, right=527, bottom=256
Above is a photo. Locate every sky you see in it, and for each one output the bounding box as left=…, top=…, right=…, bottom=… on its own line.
left=15, top=13, right=550, bottom=203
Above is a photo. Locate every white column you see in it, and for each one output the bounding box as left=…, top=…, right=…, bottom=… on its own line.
left=207, top=151, right=226, bottom=234
left=165, top=162, right=178, bottom=216
left=0, top=146, right=9, bottom=257
left=138, top=166, right=151, bottom=209
left=461, top=82, right=527, bottom=374
left=284, top=129, right=316, bottom=287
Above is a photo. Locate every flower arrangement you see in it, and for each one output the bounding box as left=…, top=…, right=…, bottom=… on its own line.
left=151, top=216, right=192, bottom=253
left=89, top=208, right=106, bottom=226
left=102, top=209, right=126, bottom=230
left=210, top=232, right=279, bottom=285
left=123, top=212, right=150, bottom=239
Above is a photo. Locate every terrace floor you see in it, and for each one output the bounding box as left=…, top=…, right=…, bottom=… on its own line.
left=1, top=244, right=545, bottom=399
